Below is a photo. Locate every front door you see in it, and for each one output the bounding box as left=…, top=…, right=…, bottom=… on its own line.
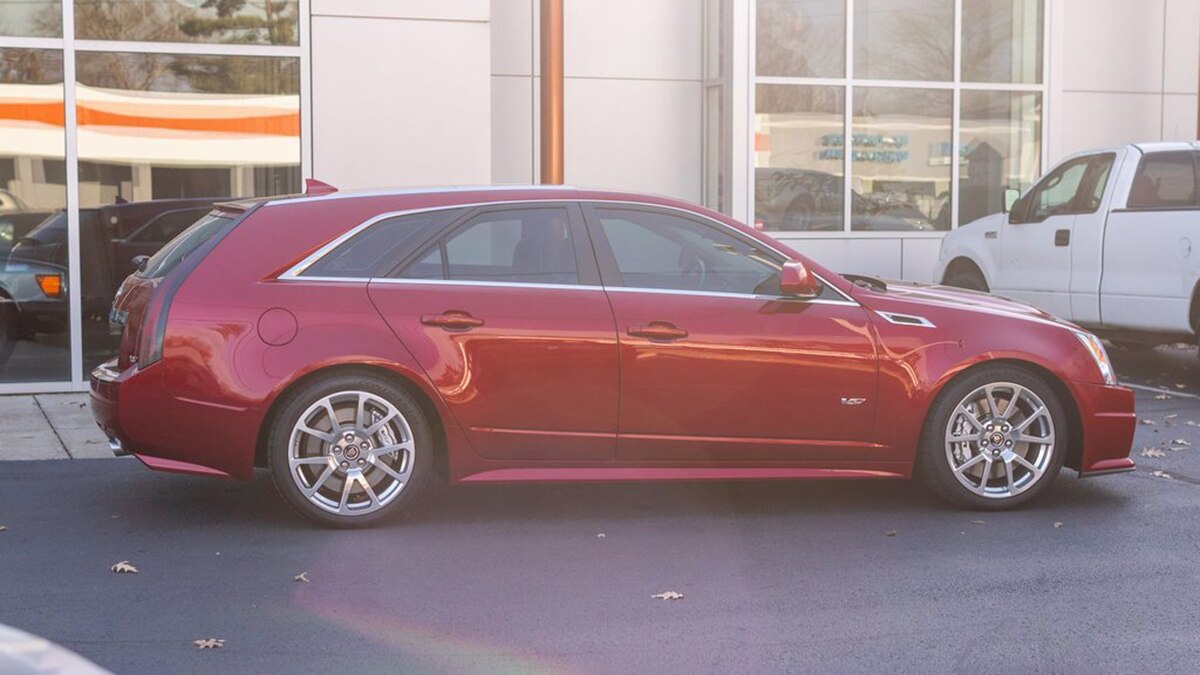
left=584, top=204, right=879, bottom=463
left=998, top=153, right=1115, bottom=320
left=369, top=204, right=619, bottom=462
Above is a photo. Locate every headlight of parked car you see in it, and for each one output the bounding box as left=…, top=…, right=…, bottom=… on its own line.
left=1073, top=330, right=1117, bottom=385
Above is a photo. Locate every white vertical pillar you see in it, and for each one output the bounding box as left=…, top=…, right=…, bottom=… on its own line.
left=62, top=0, right=83, bottom=389
left=731, top=0, right=752, bottom=224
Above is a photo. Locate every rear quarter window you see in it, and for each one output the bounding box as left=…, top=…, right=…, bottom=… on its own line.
left=138, top=213, right=233, bottom=279
left=300, top=208, right=463, bottom=279
left=1127, top=151, right=1198, bottom=209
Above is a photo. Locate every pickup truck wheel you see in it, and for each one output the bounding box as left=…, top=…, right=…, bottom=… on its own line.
left=919, top=365, right=1066, bottom=510
left=945, top=268, right=988, bottom=292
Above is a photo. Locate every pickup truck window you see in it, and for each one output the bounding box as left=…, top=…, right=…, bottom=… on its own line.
left=1013, top=153, right=1115, bottom=223
left=1127, top=151, right=1198, bottom=209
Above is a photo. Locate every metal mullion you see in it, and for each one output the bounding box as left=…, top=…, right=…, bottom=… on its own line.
left=950, top=0, right=962, bottom=231
left=848, top=78, right=955, bottom=90
left=300, top=0, right=313, bottom=183
left=73, top=39, right=300, bottom=58
left=1040, top=0, right=1051, bottom=175
left=63, top=0, right=84, bottom=390
left=0, top=36, right=63, bottom=50
left=958, top=81, right=1045, bottom=92
left=843, top=0, right=854, bottom=234
left=755, top=76, right=848, bottom=87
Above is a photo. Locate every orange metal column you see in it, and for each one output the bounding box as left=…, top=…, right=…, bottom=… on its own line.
left=539, top=0, right=564, bottom=184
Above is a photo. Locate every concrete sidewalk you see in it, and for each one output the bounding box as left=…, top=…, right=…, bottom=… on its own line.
left=2, top=393, right=112, bottom=460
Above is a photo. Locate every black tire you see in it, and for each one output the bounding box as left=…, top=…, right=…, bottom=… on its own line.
left=945, top=267, right=988, bottom=292
left=267, top=372, right=434, bottom=528
left=918, top=365, right=1067, bottom=510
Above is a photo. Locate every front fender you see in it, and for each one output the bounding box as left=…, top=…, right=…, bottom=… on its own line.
left=936, top=214, right=1005, bottom=285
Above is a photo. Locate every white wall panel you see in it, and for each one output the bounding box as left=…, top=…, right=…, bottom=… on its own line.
left=565, top=78, right=702, bottom=201
left=901, top=238, right=943, bottom=284
left=1051, top=92, right=1162, bottom=159
left=492, top=75, right=534, bottom=183
left=1061, top=0, right=1164, bottom=93
left=1162, top=94, right=1200, bottom=140
left=312, top=17, right=491, bottom=188
left=564, top=0, right=702, bottom=80
left=1164, top=0, right=1200, bottom=94
left=491, top=0, right=533, bottom=76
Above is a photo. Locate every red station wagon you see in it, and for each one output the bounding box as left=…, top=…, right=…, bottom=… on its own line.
left=91, top=184, right=1137, bottom=527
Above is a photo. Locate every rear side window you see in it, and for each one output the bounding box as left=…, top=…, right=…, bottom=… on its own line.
left=128, top=208, right=210, bottom=244
left=138, top=213, right=232, bottom=279
left=398, top=207, right=579, bottom=285
left=301, top=209, right=462, bottom=278
left=1128, top=152, right=1198, bottom=209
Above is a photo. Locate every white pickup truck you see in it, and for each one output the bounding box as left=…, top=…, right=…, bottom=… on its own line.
left=935, top=141, right=1200, bottom=348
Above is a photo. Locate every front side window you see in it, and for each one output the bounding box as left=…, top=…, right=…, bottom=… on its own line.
left=1020, top=156, right=1090, bottom=222
left=399, top=208, right=579, bottom=286
left=594, top=208, right=782, bottom=295
left=1128, top=152, right=1198, bottom=209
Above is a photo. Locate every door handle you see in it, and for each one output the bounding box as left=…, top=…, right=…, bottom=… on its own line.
left=421, top=311, right=484, bottom=331
left=1055, top=229, right=1070, bottom=246
left=627, top=321, right=688, bottom=341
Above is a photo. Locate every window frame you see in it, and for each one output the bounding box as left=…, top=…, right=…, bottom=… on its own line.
left=1010, top=153, right=1115, bottom=224
left=389, top=202, right=601, bottom=288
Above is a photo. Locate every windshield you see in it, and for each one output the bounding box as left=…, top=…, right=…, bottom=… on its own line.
left=137, top=212, right=231, bottom=279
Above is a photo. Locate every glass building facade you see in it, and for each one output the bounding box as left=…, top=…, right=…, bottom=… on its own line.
left=0, top=1, right=305, bottom=390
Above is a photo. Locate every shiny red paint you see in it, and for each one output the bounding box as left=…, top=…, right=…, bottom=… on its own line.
left=91, top=187, right=1135, bottom=488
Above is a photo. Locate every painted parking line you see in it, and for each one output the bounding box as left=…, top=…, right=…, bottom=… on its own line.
left=1122, top=382, right=1200, bottom=400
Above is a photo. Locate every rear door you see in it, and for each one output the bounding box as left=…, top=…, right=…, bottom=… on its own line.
left=369, top=203, right=619, bottom=462
left=997, top=153, right=1115, bottom=320
left=1100, top=150, right=1200, bottom=332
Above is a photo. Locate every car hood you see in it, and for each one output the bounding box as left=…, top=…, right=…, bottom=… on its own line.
left=860, top=280, right=1073, bottom=327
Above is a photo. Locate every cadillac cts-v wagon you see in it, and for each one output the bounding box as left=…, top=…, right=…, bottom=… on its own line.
left=91, top=184, right=1136, bottom=527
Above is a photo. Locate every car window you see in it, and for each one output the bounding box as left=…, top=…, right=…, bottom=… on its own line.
left=138, top=213, right=232, bottom=279
left=1028, top=157, right=1090, bottom=221
left=127, top=209, right=210, bottom=244
left=1085, top=155, right=1116, bottom=211
left=1128, top=152, right=1198, bottom=209
left=302, top=209, right=462, bottom=279
left=594, top=207, right=784, bottom=296
left=399, top=207, right=579, bottom=285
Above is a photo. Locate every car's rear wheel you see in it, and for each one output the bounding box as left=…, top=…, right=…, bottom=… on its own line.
left=919, top=366, right=1066, bottom=510
left=267, top=373, right=432, bottom=528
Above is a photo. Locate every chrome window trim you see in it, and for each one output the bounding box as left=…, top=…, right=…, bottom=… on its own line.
left=263, top=184, right=580, bottom=208
left=278, top=198, right=859, bottom=306
left=370, top=278, right=601, bottom=292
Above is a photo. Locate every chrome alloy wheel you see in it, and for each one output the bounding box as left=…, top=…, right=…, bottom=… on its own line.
left=287, top=390, right=415, bottom=516
left=943, top=382, right=1056, bottom=499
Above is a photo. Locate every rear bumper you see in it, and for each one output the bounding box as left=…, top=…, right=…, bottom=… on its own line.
left=1072, top=382, right=1136, bottom=476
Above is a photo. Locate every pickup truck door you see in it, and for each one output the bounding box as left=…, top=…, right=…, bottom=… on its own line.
left=997, top=153, right=1116, bottom=321
left=1099, top=150, right=1200, bottom=333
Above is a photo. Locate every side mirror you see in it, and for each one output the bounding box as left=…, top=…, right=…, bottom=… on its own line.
left=131, top=255, right=150, bottom=272
left=780, top=260, right=820, bottom=298
left=1003, top=188, right=1020, bottom=213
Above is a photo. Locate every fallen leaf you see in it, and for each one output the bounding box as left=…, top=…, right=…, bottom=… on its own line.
left=1155, top=394, right=1173, bottom=400
left=651, top=591, right=684, bottom=601
left=0, top=525, right=7, bottom=532
left=1141, top=448, right=1167, bottom=458
left=77, top=402, right=86, bottom=408
left=1166, top=414, right=1179, bottom=420
left=970, top=520, right=986, bottom=525
left=193, top=638, right=224, bottom=649
left=884, top=530, right=897, bottom=537
left=1150, top=470, right=1173, bottom=480
left=1187, top=421, right=1197, bottom=427
left=1175, top=384, right=1187, bottom=389
left=1169, top=438, right=1192, bottom=447
left=596, top=533, right=606, bottom=538
left=110, top=561, right=138, bottom=574
left=293, top=572, right=309, bottom=583
left=1053, top=522, right=1063, bottom=529
left=1140, top=419, right=1156, bottom=425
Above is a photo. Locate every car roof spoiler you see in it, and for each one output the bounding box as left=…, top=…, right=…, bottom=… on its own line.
left=212, top=178, right=340, bottom=214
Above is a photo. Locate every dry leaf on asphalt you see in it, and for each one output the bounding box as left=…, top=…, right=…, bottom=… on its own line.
left=0, top=525, right=7, bottom=532
left=1188, top=421, right=1198, bottom=427
left=1155, top=394, right=1173, bottom=400
left=1166, top=414, right=1179, bottom=420
left=110, top=561, right=138, bottom=574
left=884, top=530, right=897, bottom=537
left=1140, top=419, right=1156, bottom=425
left=1141, top=448, right=1167, bottom=458
left=1175, top=384, right=1187, bottom=389
left=1150, top=470, right=1173, bottom=480
left=1169, top=438, right=1192, bottom=447
left=970, top=520, right=986, bottom=525
left=193, top=638, right=224, bottom=649
left=293, top=572, right=309, bottom=583
left=651, top=591, right=684, bottom=601
left=1053, top=522, right=1064, bottom=529
left=596, top=533, right=606, bottom=538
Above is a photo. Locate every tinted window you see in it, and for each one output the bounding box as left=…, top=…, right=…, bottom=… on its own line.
left=595, top=208, right=782, bottom=295
left=302, top=209, right=462, bottom=279
left=1128, top=152, right=1198, bottom=209
left=402, top=208, right=578, bottom=285
left=127, top=208, right=210, bottom=244
left=138, top=213, right=231, bottom=279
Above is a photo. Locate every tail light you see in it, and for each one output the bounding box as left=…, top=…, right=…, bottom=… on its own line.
left=35, top=274, right=64, bottom=298
left=753, top=219, right=765, bottom=231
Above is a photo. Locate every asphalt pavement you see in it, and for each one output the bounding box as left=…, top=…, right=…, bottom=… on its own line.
left=1, top=346, right=1199, bottom=674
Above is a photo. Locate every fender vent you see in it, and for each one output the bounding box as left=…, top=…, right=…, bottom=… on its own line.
left=876, top=311, right=936, bottom=328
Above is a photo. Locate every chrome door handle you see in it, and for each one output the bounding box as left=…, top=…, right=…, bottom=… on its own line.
left=421, top=311, right=484, bottom=331
left=627, top=322, right=688, bottom=341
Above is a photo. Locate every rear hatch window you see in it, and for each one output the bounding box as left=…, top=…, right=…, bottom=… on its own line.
left=137, top=212, right=232, bottom=279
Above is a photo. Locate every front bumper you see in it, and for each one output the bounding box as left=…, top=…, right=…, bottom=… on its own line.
left=1072, top=382, right=1136, bottom=476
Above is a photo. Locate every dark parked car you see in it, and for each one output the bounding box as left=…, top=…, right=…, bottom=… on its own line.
left=755, top=167, right=935, bottom=231
left=92, top=184, right=1134, bottom=528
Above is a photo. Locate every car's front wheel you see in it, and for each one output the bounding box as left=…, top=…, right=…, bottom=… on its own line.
left=919, top=366, right=1066, bottom=510
left=267, top=373, right=433, bottom=528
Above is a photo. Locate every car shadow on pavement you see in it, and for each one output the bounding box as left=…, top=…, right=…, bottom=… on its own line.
left=117, top=466, right=1133, bottom=530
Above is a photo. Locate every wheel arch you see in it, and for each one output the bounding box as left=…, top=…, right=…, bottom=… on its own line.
left=254, top=362, right=449, bottom=479
left=942, top=256, right=989, bottom=290
left=923, top=358, right=1084, bottom=472
left=1187, top=280, right=1200, bottom=335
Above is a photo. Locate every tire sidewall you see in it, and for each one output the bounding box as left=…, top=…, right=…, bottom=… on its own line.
left=919, top=366, right=1068, bottom=510
left=267, top=373, right=433, bottom=528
